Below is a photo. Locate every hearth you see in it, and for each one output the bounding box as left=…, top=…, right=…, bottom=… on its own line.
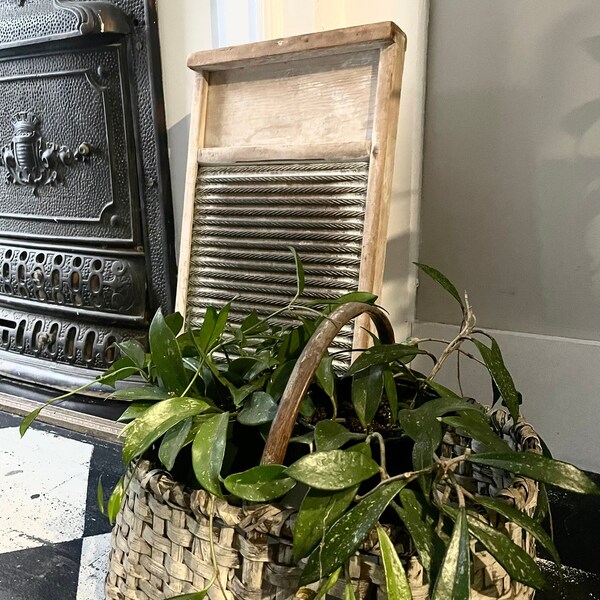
left=0, top=0, right=175, bottom=414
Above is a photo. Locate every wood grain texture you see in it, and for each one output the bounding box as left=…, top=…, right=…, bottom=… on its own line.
left=187, top=21, right=406, bottom=71
left=176, top=73, right=209, bottom=320
left=204, top=51, right=379, bottom=148
left=197, top=141, right=371, bottom=164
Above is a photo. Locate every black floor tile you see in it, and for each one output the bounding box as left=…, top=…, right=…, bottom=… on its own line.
left=0, top=538, right=82, bottom=600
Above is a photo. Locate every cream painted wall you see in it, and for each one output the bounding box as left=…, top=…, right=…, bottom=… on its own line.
left=156, top=0, right=430, bottom=335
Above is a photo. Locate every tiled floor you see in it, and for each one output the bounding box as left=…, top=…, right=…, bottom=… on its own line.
left=0, top=410, right=121, bottom=600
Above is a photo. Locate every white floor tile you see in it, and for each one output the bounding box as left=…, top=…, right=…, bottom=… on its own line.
left=76, top=533, right=111, bottom=600
left=0, top=426, right=93, bottom=554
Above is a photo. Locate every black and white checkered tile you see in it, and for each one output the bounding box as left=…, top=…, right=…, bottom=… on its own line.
left=0, top=410, right=121, bottom=600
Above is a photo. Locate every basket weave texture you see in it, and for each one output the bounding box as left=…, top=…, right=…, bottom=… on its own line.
left=105, top=409, right=541, bottom=600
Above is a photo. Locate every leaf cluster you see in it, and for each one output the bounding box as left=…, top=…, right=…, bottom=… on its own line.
left=21, top=256, right=599, bottom=599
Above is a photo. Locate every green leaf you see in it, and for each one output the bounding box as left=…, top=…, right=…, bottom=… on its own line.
left=97, top=476, right=105, bottom=516
left=300, top=479, right=409, bottom=585
left=347, top=344, right=425, bottom=377
left=430, top=508, right=470, bottom=600
left=534, top=483, right=550, bottom=524
left=20, top=406, right=43, bottom=437
left=114, top=339, right=146, bottom=369
left=290, top=431, right=315, bottom=446
left=167, top=592, right=209, bottom=600
left=471, top=337, right=520, bottom=423
left=423, top=379, right=460, bottom=399
left=289, top=246, right=305, bottom=298
left=109, top=386, right=170, bottom=402
left=237, top=391, right=278, bottom=426
left=224, top=465, right=296, bottom=502
left=159, top=417, right=193, bottom=470
left=122, top=397, right=212, bottom=464
left=286, top=449, right=379, bottom=491
left=107, top=476, right=125, bottom=525
left=475, top=495, right=560, bottom=565
left=396, top=489, right=442, bottom=572
left=344, top=583, right=357, bottom=600
left=229, top=374, right=269, bottom=408
left=448, top=508, right=546, bottom=590
left=377, top=525, right=413, bottom=600
left=195, top=303, right=231, bottom=353
left=314, top=567, right=341, bottom=600
left=100, top=357, right=141, bottom=388
left=164, top=312, right=184, bottom=336
left=314, top=421, right=365, bottom=452
left=277, top=325, right=312, bottom=363
left=240, top=310, right=269, bottom=335
left=467, top=452, right=600, bottom=495
left=267, top=359, right=296, bottom=401
left=299, top=394, right=316, bottom=418
left=398, top=397, right=483, bottom=443
left=352, top=365, right=384, bottom=428
left=441, top=412, right=512, bottom=453
left=117, top=402, right=153, bottom=422
left=293, top=486, right=358, bottom=562
left=306, top=291, right=378, bottom=307
left=192, top=412, right=230, bottom=497
left=414, top=263, right=464, bottom=309
left=315, top=355, right=335, bottom=401
left=149, top=308, right=188, bottom=396
left=383, top=368, right=398, bottom=424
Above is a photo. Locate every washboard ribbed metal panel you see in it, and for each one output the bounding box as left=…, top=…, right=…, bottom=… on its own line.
left=186, top=160, right=370, bottom=353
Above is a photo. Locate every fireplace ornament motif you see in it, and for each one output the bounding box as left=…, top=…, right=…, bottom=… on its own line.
left=0, top=111, right=92, bottom=195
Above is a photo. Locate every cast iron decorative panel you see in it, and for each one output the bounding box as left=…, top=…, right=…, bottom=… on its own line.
left=0, top=0, right=174, bottom=402
left=188, top=161, right=370, bottom=353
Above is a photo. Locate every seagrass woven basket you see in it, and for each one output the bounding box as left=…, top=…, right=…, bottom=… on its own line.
left=105, top=303, right=542, bottom=600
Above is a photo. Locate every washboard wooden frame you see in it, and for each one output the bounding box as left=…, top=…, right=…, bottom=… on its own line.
left=177, top=22, right=406, bottom=350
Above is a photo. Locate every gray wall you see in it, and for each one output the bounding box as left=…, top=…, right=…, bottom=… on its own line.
left=416, top=0, right=600, bottom=470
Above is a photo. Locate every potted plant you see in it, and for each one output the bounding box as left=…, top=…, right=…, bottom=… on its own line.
left=21, top=255, right=599, bottom=600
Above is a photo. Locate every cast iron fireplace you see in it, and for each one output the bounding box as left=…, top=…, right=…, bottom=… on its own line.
left=0, top=0, right=175, bottom=415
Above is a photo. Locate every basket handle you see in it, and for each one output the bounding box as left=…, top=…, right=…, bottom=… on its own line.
left=261, top=302, right=396, bottom=465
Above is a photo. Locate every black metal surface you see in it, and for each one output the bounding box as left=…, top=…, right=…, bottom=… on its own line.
left=0, top=0, right=175, bottom=413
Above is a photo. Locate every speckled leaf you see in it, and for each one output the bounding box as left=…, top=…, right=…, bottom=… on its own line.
left=467, top=452, right=600, bottom=495
left=123, top=397, right=212, bottom=464
left=442, top=412, right=512, bottom=453
left=347, top=344, right=425, bottom=377
left=383, top=368, right=398, bottom=424
left=149, top=308, right=188, bottom=395
left=224, top=465, right=296, bottom=501
left=237, top=391, right=278, bottom=426
left=445, top=506, right=546, bottom=589
left=430, top=508, right=470, bottom=600
left=316, top=355, right=335, bottom=401
left=423, top=379, right=460, bottom=399
left=286, top=449, right=379, bottom=491
left=117, top=402, right=153, bottom=422
left=471, top=337, right=520, bottom=423
left=300, top=479, right=409, bottom=585
left=377, top=525, right=413, bottom=599
left=192, top=412, right=229, bottom=497
left=110, top=386, right=170, bottom=402
left=414, top=263, right=464, bottom=309
left=314, top=421, right=364, bottom=452
left=293, top=486, right=358, bottom=562
left=475, top=495, right=560, bottom=564
left=159, top=417, right=193, bottom=470
left=352, top=365, right=384, bottom=428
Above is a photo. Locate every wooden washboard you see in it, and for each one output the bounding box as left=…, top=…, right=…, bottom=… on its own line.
left=177, top=22, right=406, bottom=352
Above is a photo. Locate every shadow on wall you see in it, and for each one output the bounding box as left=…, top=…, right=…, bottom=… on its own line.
left=418, top=1, right=600, bottom=341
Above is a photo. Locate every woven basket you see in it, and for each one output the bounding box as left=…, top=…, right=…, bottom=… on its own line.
left=105, top=303, right=542, bottom=600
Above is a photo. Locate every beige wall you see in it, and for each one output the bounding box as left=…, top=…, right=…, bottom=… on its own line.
left=417, top=0, right=600, bottom=471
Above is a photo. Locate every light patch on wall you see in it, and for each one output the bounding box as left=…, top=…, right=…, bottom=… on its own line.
left=0, top=427, right=92, bottom=554
left=76, top=533, right=111, bottom=600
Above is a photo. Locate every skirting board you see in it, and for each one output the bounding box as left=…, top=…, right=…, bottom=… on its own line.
left=412, top=321, right=600, bottom=473
left=0, top=392, right=123, bottom=443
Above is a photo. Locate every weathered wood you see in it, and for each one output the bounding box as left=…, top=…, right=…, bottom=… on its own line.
left=261, top=302, right=395, bottom=466
left=197, top=142, right=371, bottom=165
left=187, top=21, right=406, bottom=72
left=176, top=73, right=209, bottom=320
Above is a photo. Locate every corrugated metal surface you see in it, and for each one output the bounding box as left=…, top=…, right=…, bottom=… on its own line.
left=187, top=161, right=370, bottom=353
